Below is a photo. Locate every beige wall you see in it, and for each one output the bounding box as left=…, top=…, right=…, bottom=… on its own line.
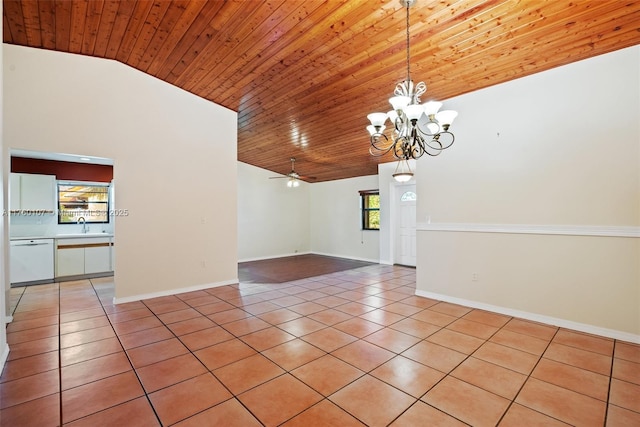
left=3, top=44, right=238, bottom=301
left=0, top=5, right=8, bottom=371
left=237, top=161, right=310, bottom=261
left=418, top=231, right=639, bottom=336
left=416, top=46, right=640, bottom=340
left=310, top=175, right=380, bottom=262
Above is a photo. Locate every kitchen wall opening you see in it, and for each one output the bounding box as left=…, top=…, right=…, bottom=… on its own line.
left=8, top=150, right=115, bottom=287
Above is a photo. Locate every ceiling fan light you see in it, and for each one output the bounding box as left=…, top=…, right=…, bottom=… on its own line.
left=367, top=112, right=388, bottom=127
left=389, top=96, right=411, bottom=111
left=287, top=178, right=300, bottom=188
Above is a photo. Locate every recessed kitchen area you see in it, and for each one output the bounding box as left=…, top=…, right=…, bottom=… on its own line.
left=8, top=150, right=115, bottom=287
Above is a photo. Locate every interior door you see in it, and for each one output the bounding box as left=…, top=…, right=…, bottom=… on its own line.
left=395, top=184, right=417, bottom=266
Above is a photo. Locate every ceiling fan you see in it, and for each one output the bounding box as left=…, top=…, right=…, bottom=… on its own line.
left=269, top=157, right=316, bottom=187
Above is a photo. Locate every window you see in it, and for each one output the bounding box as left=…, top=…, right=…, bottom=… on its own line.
left=360, top=190, right=380, bottom=230
left=400, top=191, right=417, bottom=201
left=58, top=182, right=110, bottom=224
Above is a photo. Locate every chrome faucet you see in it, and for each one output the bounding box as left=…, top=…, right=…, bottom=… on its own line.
left=78, top=217, right=88, bottom=234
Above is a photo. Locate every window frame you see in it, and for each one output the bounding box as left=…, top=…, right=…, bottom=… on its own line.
left=359, top=189, right=380, bottom=231
left=57, top=181, right=111, bottom=225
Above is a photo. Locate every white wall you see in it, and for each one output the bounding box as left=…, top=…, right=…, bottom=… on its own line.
left=310, top=175, right=380, bottom=263
left=0, top=3, right=9, bottom=373
left=237, top=161, right=310, bottom=261
left=416, top=46, right=640, bottom=340
left=3, top=44, right=238, bottom=301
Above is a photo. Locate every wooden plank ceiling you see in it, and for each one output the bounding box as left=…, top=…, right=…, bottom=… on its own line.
left=4, top=0, right=640, bottom=182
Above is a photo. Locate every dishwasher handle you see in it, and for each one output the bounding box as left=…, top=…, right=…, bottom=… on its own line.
left=11, top=240, right=54, bottom=246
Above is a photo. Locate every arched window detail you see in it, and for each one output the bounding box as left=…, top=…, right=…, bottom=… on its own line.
left=400, top=191, right=417, bottom=202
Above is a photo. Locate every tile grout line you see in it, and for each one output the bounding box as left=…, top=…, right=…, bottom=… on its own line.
left=57, top=282, right=63, bottom=426
left=135, top=277, right=405, bottom=425
left=493, top=325, right=560, bottom=426
left=139, top=295, right=251, bottom=426
left=602, top=338, right=617, bottom=427
left=78, top=278, right=165, bottom=426
left=70, top=276, right=372, bottom=424
left=217, top=277, right=438, bottom=426
left=385, top=314, right=503, bottom=426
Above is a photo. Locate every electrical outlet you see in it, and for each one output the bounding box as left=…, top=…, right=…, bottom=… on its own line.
left=472, top=273, right=479, bottom=282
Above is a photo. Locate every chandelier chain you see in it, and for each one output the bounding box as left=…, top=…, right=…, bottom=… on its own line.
left=405, top=2, right=411, bottom=85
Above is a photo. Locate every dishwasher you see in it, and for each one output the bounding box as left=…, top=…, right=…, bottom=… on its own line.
left=10, top=239, right=55, bottom=284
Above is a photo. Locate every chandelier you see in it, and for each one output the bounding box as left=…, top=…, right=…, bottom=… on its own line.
left=367, top=0, right=458, bottom=182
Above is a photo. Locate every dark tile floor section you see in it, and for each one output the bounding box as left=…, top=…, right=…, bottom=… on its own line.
left=238, top=254, right=375, bottom=284
left=1, top=263, right=639, bottom=426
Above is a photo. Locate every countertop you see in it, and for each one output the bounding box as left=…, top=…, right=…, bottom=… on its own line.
left=10, top=233, right=114, bottom=241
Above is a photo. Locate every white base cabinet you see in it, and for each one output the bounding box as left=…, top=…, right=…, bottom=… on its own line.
left=85, top=246, right=111, bottom=274
left=56, top=237, right=113, bottom=278
left=56, top=247, right=85, bottom=277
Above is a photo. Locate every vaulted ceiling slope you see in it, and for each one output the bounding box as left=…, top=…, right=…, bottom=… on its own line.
left=4, top=0, right=640, bottom=182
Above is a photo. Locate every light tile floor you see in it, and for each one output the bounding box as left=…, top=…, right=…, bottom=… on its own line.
left=1, top=265, right=639, bottom=426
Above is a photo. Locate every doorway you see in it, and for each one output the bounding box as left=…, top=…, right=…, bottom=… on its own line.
left=394, top=183, right=417, bottom=267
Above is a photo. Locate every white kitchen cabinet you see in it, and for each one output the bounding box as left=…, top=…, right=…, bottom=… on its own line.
left=56, top=237, right=113, bottom=278
left=85, top=245, right=111, bottom=274
left=9, top=173, right=21, bottom=211
left=10, top=172, right=56, bottom=212
left=56, top=247, right=85, bottom=277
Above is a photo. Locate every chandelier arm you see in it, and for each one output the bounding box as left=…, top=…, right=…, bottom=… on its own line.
left=410, top=135, right=428, bottom=159
left=413, top=121, right=440, bottom=137
left=394, top=117, right=404, bottom=133
left=423, top=132, right=455, bottom=151
left=424, top=149, right=442, bottom=157
left=369, top=134, right=396, bottom=157
left=417, top=135, right=442, bottom=157
left=392, top=136, right=415, bottom=160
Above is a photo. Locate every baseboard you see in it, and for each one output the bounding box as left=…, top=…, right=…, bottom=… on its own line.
left=0, top=343, right=9, bottom=376
left=54, top=271, right=114, bottom=283
left=10, top=278, right=55, bottom=287
left=310, top=251, right=380, bottom=264
left=113, top=278, right=239, bottom=305
left=415, top=289, right=640, bottom=344
left=238, top=251, right=311, bottom=263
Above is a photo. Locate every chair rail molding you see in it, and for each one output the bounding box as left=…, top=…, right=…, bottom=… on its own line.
left=417, top=223, right=640, bottom=238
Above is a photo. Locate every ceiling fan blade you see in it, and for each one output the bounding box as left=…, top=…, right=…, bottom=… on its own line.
left=267, top=158, right=313, bottom=181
